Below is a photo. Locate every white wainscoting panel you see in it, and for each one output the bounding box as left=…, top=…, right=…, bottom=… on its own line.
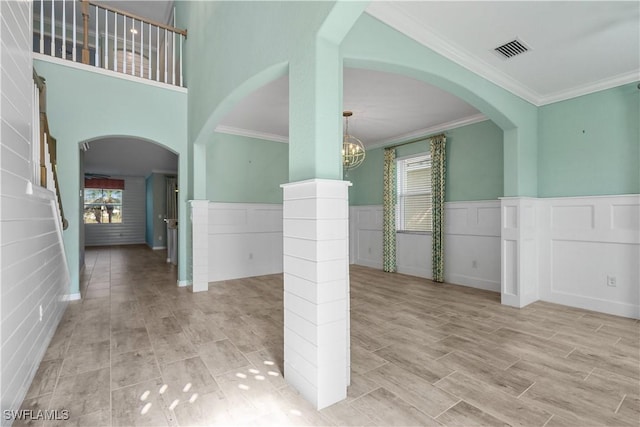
left=351, top=196, right=639, bottom=318
left=350, top=200, right=501, bottom=291
left=500, top=197, right=541, bottom=308
left=208, top=203, right=283, bottom=282
left=538, top=194, right=639, bottom=318
left=445, top=201, right=501, bottom=291
left=350, top=206, right=383, bottom=269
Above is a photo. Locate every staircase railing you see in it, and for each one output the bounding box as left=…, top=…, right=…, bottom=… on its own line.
left=33, top=0, right=187, bottom=87
left=33, top=69, right=68, bottom=230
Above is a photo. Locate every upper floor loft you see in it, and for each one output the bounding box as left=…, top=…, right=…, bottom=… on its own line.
left=32, top=0, right=186, bottom=88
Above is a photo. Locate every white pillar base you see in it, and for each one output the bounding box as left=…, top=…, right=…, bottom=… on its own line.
left=281, top=179, right=351, bottom=410
left=500, top=197, right=540, bottom=308
left=189, top=200, right=209, bottom=293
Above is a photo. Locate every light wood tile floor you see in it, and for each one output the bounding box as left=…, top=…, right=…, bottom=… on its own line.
left=18, top=245, right=639, bottom=426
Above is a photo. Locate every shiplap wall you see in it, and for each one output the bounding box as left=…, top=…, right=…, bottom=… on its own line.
left=85, top=176, right=146, bottom=246
left=0, top=0, right=70, bottom=420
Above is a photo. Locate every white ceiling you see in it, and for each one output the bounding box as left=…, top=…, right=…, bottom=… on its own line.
left=83, top=138, right=177, bottom=177
left=367, top=1, right=639, bottom=106
left=218, top=1, right=639, bottom=147
left=218, top=68, right=483, bottom=148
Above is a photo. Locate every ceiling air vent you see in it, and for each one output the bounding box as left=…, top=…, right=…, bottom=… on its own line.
left=494, top=39, right=529, bottom=59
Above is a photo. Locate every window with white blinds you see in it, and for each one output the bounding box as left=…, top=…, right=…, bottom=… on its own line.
left=397, top=154, right=432, bottom=232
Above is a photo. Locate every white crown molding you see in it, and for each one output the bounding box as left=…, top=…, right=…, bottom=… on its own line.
left=365, top=3, right=640, bottom=107
left=366, top=113, right=488, bottom=150
left=365, top=4, right=543, bottom=105
left=537, top=70, right=640, bottom=105
left=215, top=125, right=289, bottom=143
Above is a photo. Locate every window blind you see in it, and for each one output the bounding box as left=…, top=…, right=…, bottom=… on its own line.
left=397, top=154, right=432, bottom=232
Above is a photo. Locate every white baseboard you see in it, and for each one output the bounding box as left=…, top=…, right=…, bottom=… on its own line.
left=397, top=265, right=430, bottom=280
left=544, top=291, right=640, bottom=319
left=446, top=273, right=500, bottom=292
left=177, top=280, right=191, bottom=287
left=64, top=293, right=81, bottom=301
left=153, top=246, right=167, bottom=250
left=354, top=259, right=382, bottom=270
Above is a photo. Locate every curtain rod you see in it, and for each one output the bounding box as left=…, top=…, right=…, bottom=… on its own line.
left=384, top=133, right=446, bottom=150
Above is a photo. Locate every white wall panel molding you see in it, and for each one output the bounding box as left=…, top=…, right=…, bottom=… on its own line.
left=282, top=179, right=351, bottom=410
left=500, top=197, right=541, bottom=308
left=351, top=196, right=638, bottom=318
left=190, top=200, right=209, bottom=292
left=350, top=200, right=501, bottom=291
left=349, top=205, right=384, bottom=270
left=538, top=194, right=639, bottom=318
left=207, top=202, right=283, bottom=282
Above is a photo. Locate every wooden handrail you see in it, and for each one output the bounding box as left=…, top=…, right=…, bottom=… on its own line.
left=32, top=69, right=45, bottom=91
left=33, top=69, right=69, bottom=230
left=88, top=1, right=187, bottom=37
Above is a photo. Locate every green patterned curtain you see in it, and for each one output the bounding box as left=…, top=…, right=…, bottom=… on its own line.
left=383, top=148, right=397, bottom=272
left=430, top=135, right=446, bottom=282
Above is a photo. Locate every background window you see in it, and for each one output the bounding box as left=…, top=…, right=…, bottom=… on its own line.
left=397, top=154, right=432, bottom=232
left=84, top=189, right=123, bottom=224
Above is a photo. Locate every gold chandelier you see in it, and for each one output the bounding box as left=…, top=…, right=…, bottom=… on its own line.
left=342, top=111, right=366, bottom=171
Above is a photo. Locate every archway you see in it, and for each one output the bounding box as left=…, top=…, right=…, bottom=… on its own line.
left=78, top=135, right=180, bottom=296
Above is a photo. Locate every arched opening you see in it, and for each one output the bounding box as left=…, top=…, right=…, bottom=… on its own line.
left=78, top=135, right=179, bottom=298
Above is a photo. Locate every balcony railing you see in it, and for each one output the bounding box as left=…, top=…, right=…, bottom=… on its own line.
left=33, top=0, right=187, bottom=87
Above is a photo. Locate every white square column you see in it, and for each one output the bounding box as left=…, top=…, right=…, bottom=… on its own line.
left=281, top=179, right=351, bottom=410
left=189, top=200, right=209, bottom=293
left=500, top=197, right=540, bottom=308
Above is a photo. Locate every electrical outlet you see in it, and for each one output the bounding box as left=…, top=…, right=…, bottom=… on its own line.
left=159, top=236, right=162, bottom=241
left=368, top=247, right=372, bottom=254
left=607, top=275, right=617, bottom=287
left=249, top=253, right=253, bottom=260
left=472, top=260, right=478, bottom=269
left=39, top=305, right=43, bottom=322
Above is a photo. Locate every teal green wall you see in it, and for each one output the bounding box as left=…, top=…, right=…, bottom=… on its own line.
left=177, top=3, right=539, bottom=198
left=447, top=120, right=504, bottom=201
left=347, top=147, right=384, bottom=206
left=207, top=133, right=288, bottom=203
left=349, top=120, right=504, bottom=205
left=538, top=83, right=639, bottom=197
left=176, top=1, right=343, bottom=198
left=176, top=1, right=332, bottom=147
left=34, top=59, right=188, bottom=293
